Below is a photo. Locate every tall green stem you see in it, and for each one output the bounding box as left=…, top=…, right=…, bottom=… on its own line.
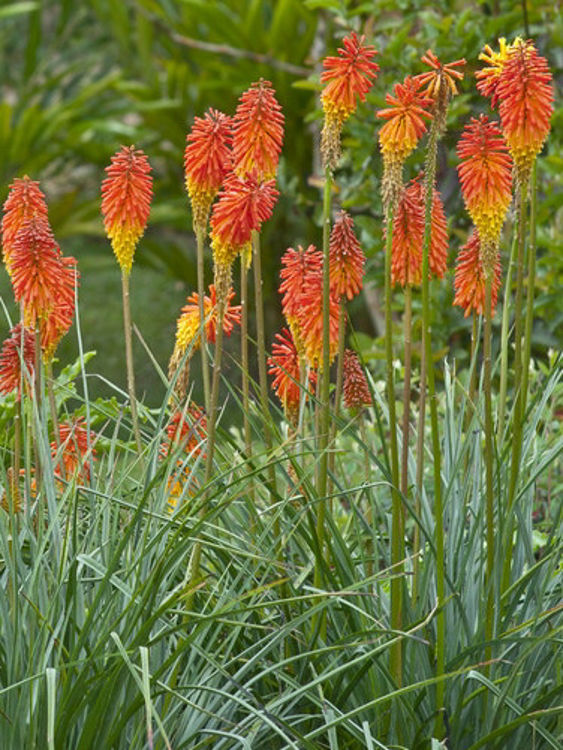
left=240, top=259, right=252, bottom=465
left=502, top=181, right=527, bottom=596
left=421, top=121, right=445, bottom=732
left=384, top=209, right=403, bottom=687
left=497, top=224, right=518, bottom=442
left=121, top=271, right=142, bottom=453
left=521, top=163, right=537, bottom=416
left=413, top=307, right=426, bottom=607
left=328, top=299, right=347, bottom=504
left=196, top=229, right=210, bottom=414
left=400, top=285, right=413, bottom=502
left=483, top=275, right=495, bottom=663
left=314, top=167, right=333, bottom=593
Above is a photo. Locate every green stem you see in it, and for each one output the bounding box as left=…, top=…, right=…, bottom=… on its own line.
left=521, top=163, right=537, bottom=417
left=314, top=167, right=333, bottom=594
left=502, top=181, right=527, bottom=596
left=240, top=258, right=253, bottom=465
left=483, top=275, right=495, bottom=665
left=196, top=229, right=210, bottom=415
left=328, top=298, right=347, bottom=505
left=497, top=223, right=518, bottom=443
left=421, top=122, right=445, bottom=733
left=400, top=285, right=413, bottom=501
left=413, top=303, right=426, bottom=608
left=384, top=209, right=403, bottom=687
left=121, top=271, right=142, bottom=453
left=11, top=398, right=22, bottom=510
left=467, top=312, right=478, bottom=426
left=252, top=231, right=278, bottom=502
left=46, top=360, right=64, bottom=481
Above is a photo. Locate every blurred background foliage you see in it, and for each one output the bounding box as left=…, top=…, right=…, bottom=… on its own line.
left=0, top=0, right=561, bottom=405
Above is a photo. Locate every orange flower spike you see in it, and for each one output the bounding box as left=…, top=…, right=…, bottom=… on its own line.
left=41, top=256, right=79, bottom=360
left=496, top=40, right=553, bottom=182
left=184, top=109, right=233, bottom=233
left=210, top=172, right=278, bottom=287
left=174, top=284, right=241, bottom=355
left=320, top=31, right=379, bottom=168
left=457, top=114, right=513, bottom=256
left=391, top=184, right=424, bottom=287
left=101, top=145, right=153, bottom=274
left=377, top=76, right=433, bottom=164
left=2, top=176, right=49, bottom=274
left=9, top=216, right=65, bottom=326
left=329, top=211, right=365, bottom=300
left=342, top=349, right=372, bottom=411
left=164, top=406, right=207, bottom=459
left=279, top=244, right=322, bottom=352
left=233, top=79, right=284, bottom=180
left=52, top=418, right=96, bottom=482
left=297, top=272, right=340, bottom=370
left=476, top=37, right=513, bottom=106
left=453, top=230, right=501, bottom=317
left=415, top=49, right=466, bottom=101
left=268, top=327, right=317, bottom=423
left=0, top=323, right=35, bottom=399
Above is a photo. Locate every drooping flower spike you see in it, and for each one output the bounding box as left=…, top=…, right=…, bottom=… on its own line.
left=9, top=216, right=66, bottom=326
left=390, top=176, right=448, bottom=287
left=496, top=40, right=553, bottom=183
left=320, top=31, right=379, bottom=169
left=101, top=145, right=153, bottom=274
left=40, top=255, right=79, bottom=360
left=0, top=323, right=35, bottom=400
left=453, top=230, right=501, bottom=317
left=279, top=244, right=322, bottom=354
left=342, top=349, right=372, bottom=412
left=2, top=176, right=49, bottom=275
left=268, top=327, right=317, bottom=425
left=184, top=109, right=233, bottom=234
left=329, top=211, right=365, bottom=300
left=232, top=79, right=284, bottom=181
left=210, top=171, right=278, bottom=294
left=457, top=114, right=512, bottom=271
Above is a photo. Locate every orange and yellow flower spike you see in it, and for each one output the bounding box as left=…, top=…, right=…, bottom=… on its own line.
left=268, top=327, right=317, bottom=425
left=328, top=211, right=365, bottom=301
left=232, top=79, right=284, bottom=181
left=52, top=418, right=96, bottom=483
left=320, top=32, right=379, bottom=169
left=101, top=145, right=153, bottom=274
left=279, top=244, right=322, bottom=356
left=184, top=109, right=232, bottom=234
left=414, top=49, right=465, bottom=134
left=2, top=176, right=49, bottom=276
left=453, top=230, right=501, bottom=318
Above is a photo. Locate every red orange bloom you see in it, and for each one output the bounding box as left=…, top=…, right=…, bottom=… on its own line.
left=163, top=406, right=207, bottom=459
left=453, top=230, right=501, bottom=317
left=377, top=76, right=433, bottom=164
left=210, top=171, right=278, bottom=282
left=320, top=32, right=379, bottom=167
left=390, top=177, right=448, bottom=286
left=279, top=244, right=322, bottom=352
left=415, top=49, right=465, bottom=101
left=233, top=79, right=284, bottom=180
left=496, top=40, right=553, bottom=181
left=329, top=211, right=365, bottom=300
left=0, top=323, right=35, bottom=400
left=52, top=418, right=96, bottom=482
left=9, top=216, right=65, bottom=325
left=184, top=109, right=233, bottom=233
left=2, top=176, right=49, bottom=274
left=297, top=272, right=340, bottom=370
left=342, top=349, right=372, bottom=411
left=40, top=256, right=78, bottom=359
left=476, top=37, right=514, bottom=106
left=268, top=328, right=317, bottom=423
left=457, top=114, right=512, bottom=258
left=101, top=146, right=153, bottom=273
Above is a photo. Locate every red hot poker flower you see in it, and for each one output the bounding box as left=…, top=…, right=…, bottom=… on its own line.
left=2, top=176, right=49, bottom=274
left=415, top=49, right=465, bottom=101
left=377, top=76, right=433, bottom=165
left=457, top=115, right=512, bottom=262
left=320, top=32, right=379, bottom=168
left=279, top=244, right=322, bottom=354
left=268, top=327, right=317, bottom=424
left=163, top=406, right=207, bottom=459
left=233, top=79, right=284, bottom=181
left=52, top=418, right=96, bottom=482
left=329, top=211, right=365, bottom=300
left=210, top=171, right=278, bottom=280
left=453, top=230, right=501, bottom=317
left=184, top=109, right=233, bottom=233
left=0, top=323, right=35, bottom=400
left=476, top=37, right=514, bottom=106
left=496, top=40, right=553, bottom=182
left=342, top=349, right=372, bottom=411
left=9, top=216, right=65, bottom=325
left=174, top=284, right=241, bottom=355
left=390, top=177, right=448, bottom=287
left=40, top=256, right=79, bottom=360
left=297, top=272, right=340, bottom=370
left=101, top=145, right=153, bottom=274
